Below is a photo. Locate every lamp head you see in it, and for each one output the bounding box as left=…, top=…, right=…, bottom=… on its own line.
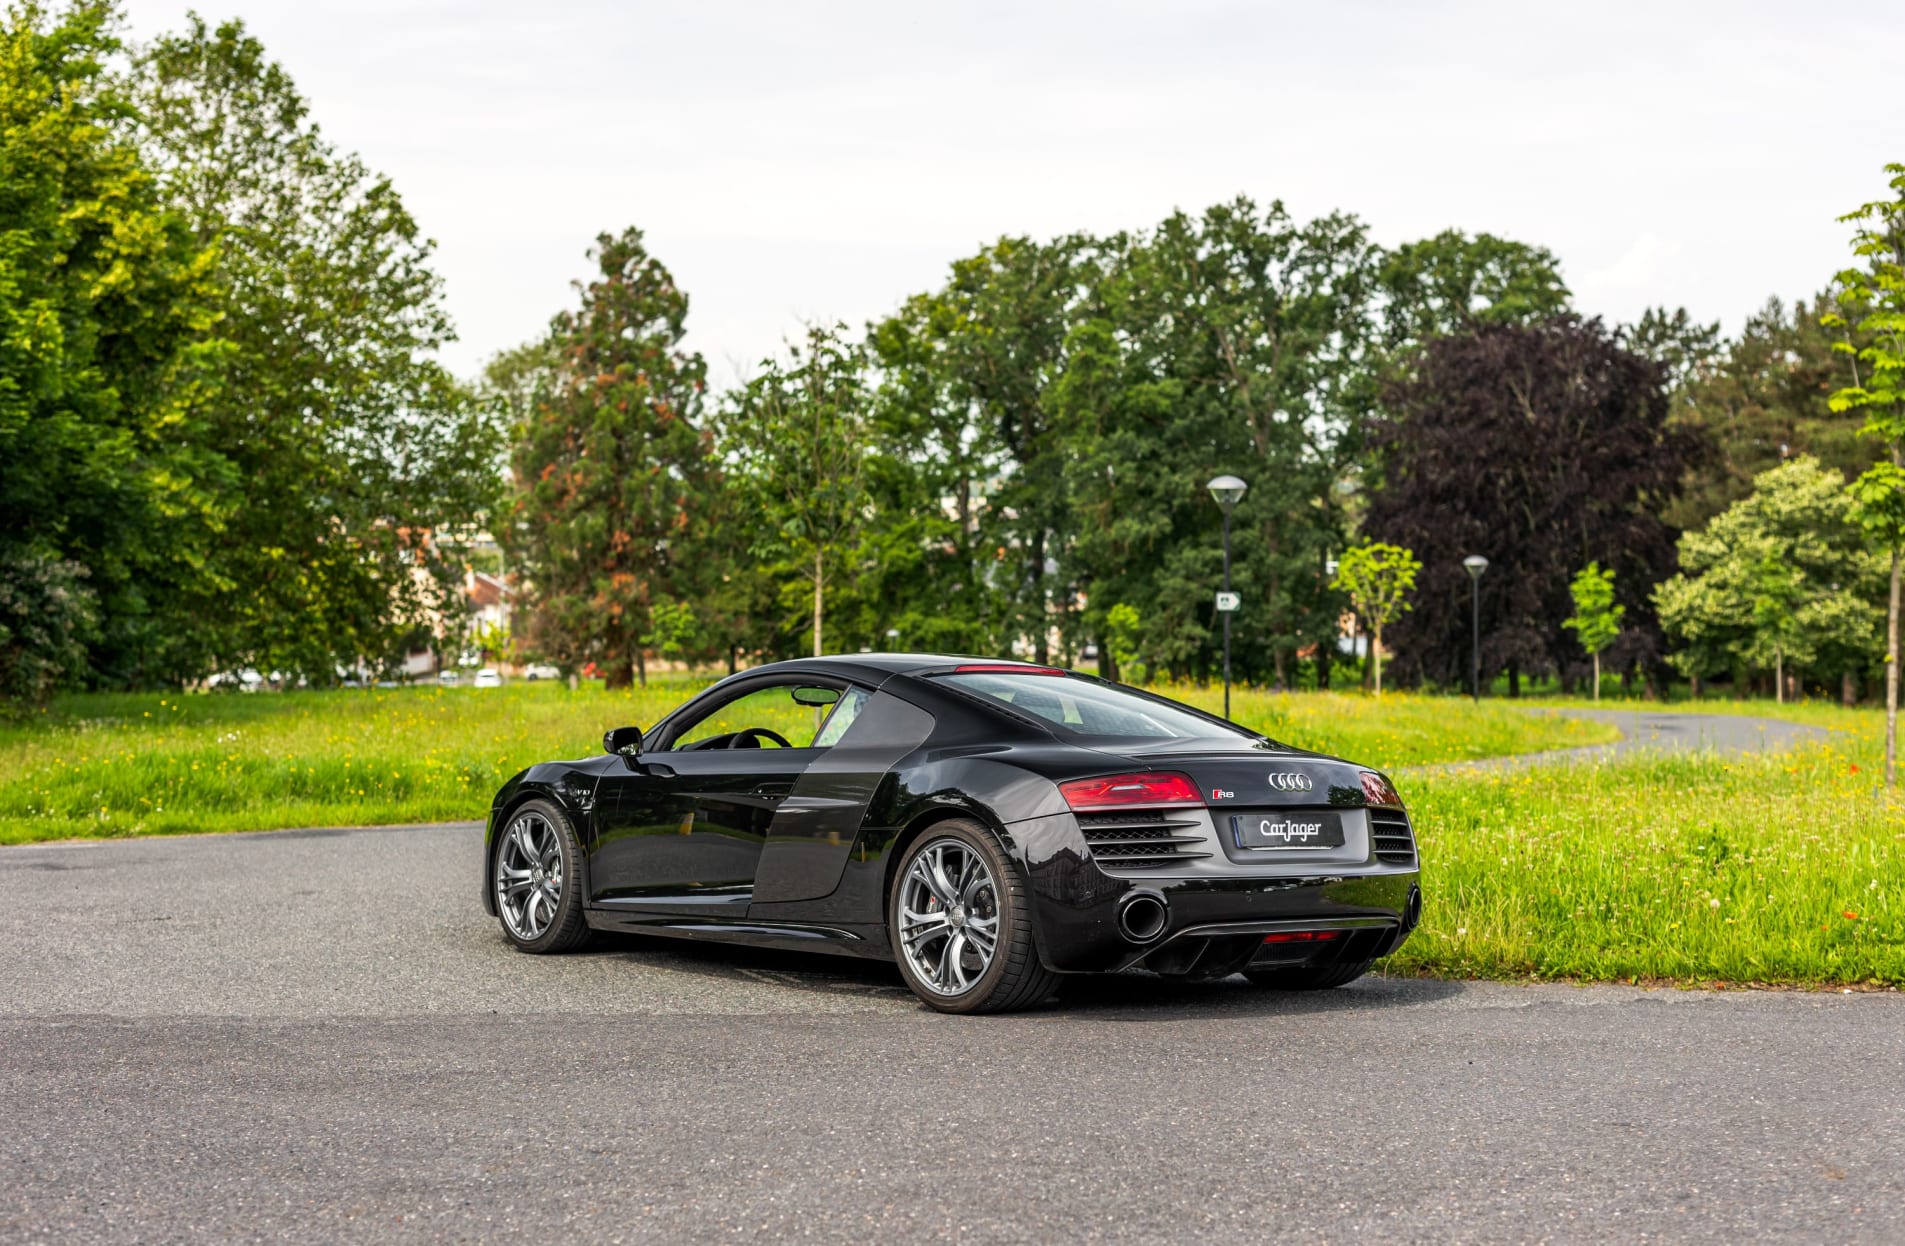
left=1206, top=474, right=1247, bottom=511
left=1463, top=554, right=1490, bottom=580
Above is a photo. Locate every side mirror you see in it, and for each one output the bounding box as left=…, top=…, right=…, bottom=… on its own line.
left=603, top=726, right=644, bottom=756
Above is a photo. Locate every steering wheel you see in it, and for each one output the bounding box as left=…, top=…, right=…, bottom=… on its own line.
left=727, top=726, right=792, bottom=750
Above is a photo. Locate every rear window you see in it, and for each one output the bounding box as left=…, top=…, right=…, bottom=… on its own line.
left=937, top=673, right=1249, bottom=742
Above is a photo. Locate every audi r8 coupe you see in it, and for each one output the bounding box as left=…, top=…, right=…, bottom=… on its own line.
left=482, top=655, right=1422, bottom=1013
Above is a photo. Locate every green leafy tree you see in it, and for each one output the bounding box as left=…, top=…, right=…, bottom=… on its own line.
left=1103, top=602, right=1145, bottom=684
left=0, top=550, right=98, bottom=706
left=0, top=1, right=228, bottom=693
left=1655, top=456, right=1882, bottom=698
left=1330, top=543, right=1420, bottom=696
left=1563, top=563, right=1625, bottom=701
left=722, top=324, right=874, bottom=658
left=1662, top=291, right=1875, bottom=531
left=1824, top=162, right=1905, bottom=784
left=1060, top=200, right=1379, bottom=686
left=1376, top=229, right=1571, bottom=349
left=508, top=227, right=710, bottom=688
left=135, top=16, right=498, bottom=683
left=874, top=236, right=1092, bottom=663
left=640, top=597, right=699, bottom=666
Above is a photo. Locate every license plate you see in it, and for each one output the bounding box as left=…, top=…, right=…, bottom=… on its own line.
left=1231, top=811, right=1344, bottom=850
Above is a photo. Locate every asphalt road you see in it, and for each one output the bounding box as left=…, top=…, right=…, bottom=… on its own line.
left=1420, top=709, right=1829, bottom=772
left=5, top=821, right=1903, bottom=1244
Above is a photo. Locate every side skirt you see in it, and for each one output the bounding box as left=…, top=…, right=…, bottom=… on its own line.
left=585, top=903, right=891, bottom=961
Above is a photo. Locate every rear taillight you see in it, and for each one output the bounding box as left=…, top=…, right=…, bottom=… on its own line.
left=1360, top=771, right=1403, bottom=808
left=1262, top=930, right=1342, bottom=944
left=1059, top=772, right=1202, bottom=810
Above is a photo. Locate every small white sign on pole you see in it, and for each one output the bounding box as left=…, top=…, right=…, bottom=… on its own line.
left=1215, top=591, right=1241, bottom=613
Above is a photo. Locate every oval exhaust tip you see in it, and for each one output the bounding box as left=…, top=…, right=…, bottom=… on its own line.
left=1118, top=891, right=1169, bottom=944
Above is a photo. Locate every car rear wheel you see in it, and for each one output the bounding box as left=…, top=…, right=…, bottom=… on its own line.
left=493, top=799, right=591, bottom=954
left=1242, top=959, right=1373, bottom=991
left=888, top=820, right=1055, bottom=1015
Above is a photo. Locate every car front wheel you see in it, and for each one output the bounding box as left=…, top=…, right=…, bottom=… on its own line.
left=492, top=799, right=591, bottom=954
left=888, top=820, right=1055, bottom=1014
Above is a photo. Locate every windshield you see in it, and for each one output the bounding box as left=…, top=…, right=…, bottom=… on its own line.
left=937, top=673, right=1251, bottom=742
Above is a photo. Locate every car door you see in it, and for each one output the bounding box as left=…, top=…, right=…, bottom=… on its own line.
left=586, top=679, right=842, bottom=915
left=750, top=688, right=937, bottom=908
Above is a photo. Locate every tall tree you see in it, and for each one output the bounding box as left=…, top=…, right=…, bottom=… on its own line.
left=508, top=228, right=709, bottom=687
left=0, top=0, right=226, bottom=693
left=136, top=16, right=497, bottom=683
left=1825, top=162, right=1905, bottom=784
left=1367, top=316, right=1701, bottom=693
left=1060, top=200, right=1379, bottom=685
left=1660, top=292, right=1875, bottom=531
left=722, top=324, right=874, bottom=658
left=880, top=236, right=1093, bottom=663
left=1376, top=229, right=1571, bottom=349
left=1655, top=457, right=1882, bottom=700
left=866, top=282, right=1018, bottom=655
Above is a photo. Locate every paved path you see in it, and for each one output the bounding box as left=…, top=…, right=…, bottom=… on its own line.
left=1415, top=708, right=1830, bottom=772
left=3, top=823, right=1902, bottom=1243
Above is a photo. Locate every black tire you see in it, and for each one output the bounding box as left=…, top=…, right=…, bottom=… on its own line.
left=492, top=798, right=592, bottom=954
left=1242, top=958, right=1374, bottom=991
left=888, top=819, right=1057, bottom=1015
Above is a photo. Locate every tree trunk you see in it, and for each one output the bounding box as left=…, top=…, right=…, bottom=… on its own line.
left=813, top=549, right=824, bottom=658
left=1097, top=636, right=1117, bottom=683
left=1592, top=652, right=1600, bottom=702
left=1507, top=660, right=1520, bottom=699
left=1843, top=670, right=1858, bottom=708
left=1690, top=673, right=1702, bottom=700
left=1317, top=643, right=1332, bottom=692
left=635, top=648, right=647, bottom=688
left=1273, top=644, right=1286, bottom=691
left=1372, top=625, right=1383, bottom=697
left=1888, top=548, right=1900, bottom=789
left=1775, top=646, right=1784, bottom=705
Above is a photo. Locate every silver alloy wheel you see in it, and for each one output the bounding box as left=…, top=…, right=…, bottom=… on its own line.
left=495, top=811, right=562, bottom=941
left=898, top=837, right=1001, bottom=995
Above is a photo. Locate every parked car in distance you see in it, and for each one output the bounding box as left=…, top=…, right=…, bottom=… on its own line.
left=522, top=663, right=560, bottom=681
left=473, top=669, right=503, bottom=689
left=438, top=670, right=460, bottom=687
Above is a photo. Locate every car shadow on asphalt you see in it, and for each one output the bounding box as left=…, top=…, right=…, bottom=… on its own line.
left=580, top=931, right=1466, bottom=1018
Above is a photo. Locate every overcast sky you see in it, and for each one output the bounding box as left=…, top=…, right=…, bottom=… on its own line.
left=121, top=0, right=1905, bottom=388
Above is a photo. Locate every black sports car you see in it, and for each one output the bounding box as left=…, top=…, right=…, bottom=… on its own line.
left=482, top=654, right=1422, bottom=1013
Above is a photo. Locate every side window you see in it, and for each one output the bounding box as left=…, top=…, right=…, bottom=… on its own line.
left=670, top=683, right=852, bottom=750
left=813, top=687, right=871, bottom=748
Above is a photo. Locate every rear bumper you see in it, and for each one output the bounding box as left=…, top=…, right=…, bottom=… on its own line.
left=1011, top=812, right=1422, bottom=973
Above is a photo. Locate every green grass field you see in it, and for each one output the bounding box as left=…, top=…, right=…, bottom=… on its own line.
left=1392, top=713, right=1904, bottom=987
left=0, top=680, right=1611, bottom=845
left=3, top=680, right=1898, bottom=987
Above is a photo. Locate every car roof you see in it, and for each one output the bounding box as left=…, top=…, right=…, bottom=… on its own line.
left=733, top=653, right=1065, bottom=683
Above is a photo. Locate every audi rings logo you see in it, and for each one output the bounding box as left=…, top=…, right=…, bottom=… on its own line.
left=1266, top=772, right=1313, bottom=793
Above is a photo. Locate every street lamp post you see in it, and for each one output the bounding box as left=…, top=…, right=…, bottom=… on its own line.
left=1462, top=555, right=1489, bottom=702
left=1207, top=475, right=1247, bottom=719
